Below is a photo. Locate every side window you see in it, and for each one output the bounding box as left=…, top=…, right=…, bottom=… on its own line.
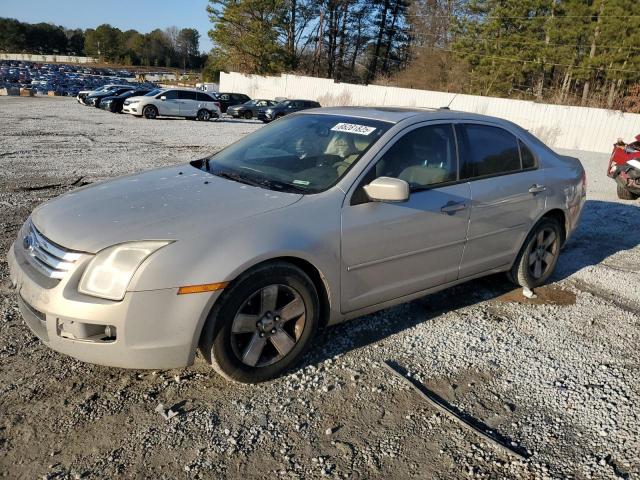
left=519, top=139, right=536, bottom=169
left=257, top=100, right=267, bottom=107
left=375, top=124, right=458, bottom=189
left=196, top=92, right=214, bottom=102
left=180, top=90, right=198, bottom=101
left=159, top=90, right=178, bottom=100
left=461, top=124, right=520, bottom=178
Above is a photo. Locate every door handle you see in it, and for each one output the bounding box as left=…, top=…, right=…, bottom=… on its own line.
left=440, top=201, right=466, bottom=215
left=528, top=184, right=547, bottom=194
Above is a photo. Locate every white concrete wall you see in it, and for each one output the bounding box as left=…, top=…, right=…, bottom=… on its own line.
left=220, top=72, right=640, bottom=153
left=1, top=53, right=98, bottom=64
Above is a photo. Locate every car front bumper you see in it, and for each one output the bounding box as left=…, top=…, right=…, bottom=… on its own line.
left=122, top=105, right=139, bottom=115
left=7, top=241, right=219, bottom=370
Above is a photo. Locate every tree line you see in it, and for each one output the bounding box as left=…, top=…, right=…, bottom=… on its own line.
left=0, top=18, right=205, bottom=69
left=207, top=0, right=640, bottom=110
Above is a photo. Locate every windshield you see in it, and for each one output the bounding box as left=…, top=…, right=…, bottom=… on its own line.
left=144, top=89, right=161, bottom=96
left=204, top=114, right=391, bottom=193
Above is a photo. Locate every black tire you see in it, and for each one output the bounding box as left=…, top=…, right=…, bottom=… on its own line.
left=197, top=109, right=211, bottom=121
left=199, top=262, right=319, bottom=383
left=143, top=105, right=158, bottom=119
left=244, top=110, right=253, bottom=120
left=275, top=113, right=284, bottom=120
left=617, top=184, right=638, bottom=200
left=509, top=217, right=562, bottom=289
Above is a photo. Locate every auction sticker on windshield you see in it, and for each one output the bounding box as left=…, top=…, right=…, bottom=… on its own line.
left=331, top=123, right=377, bottom=135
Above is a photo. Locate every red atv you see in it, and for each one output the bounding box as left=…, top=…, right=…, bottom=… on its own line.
left=608, top=134, right=640, bottom=200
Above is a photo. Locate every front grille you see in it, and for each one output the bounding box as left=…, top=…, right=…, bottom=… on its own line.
left=22, top=221, right=82, bottom=279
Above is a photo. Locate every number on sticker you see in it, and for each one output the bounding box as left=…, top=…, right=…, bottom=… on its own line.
left=331, top=123, right=377, bottom=136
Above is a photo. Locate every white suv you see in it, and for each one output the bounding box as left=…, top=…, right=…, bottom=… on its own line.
left=122, top=88, right=221, bottom=121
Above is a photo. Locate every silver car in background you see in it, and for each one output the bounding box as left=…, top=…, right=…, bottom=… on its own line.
left=8, top=107, right=586, bottom=383
left=122, top=87, right=222, bottom=121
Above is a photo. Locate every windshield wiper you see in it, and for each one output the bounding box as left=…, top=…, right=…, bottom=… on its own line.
left=257, top=178, right=309, bottom=194
left=213, top=168, right=309, bottom=194
left=213, top=170, right=264, bottom=188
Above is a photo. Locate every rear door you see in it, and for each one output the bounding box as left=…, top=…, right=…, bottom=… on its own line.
left=341, top=122, right=471, bottom=312
left=179, top=90, right=199, bottom=116
left=457, top=123, right=546, bottom=278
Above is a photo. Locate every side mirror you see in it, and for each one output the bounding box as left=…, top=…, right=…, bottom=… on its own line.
left=363, top=177, right=410, bottom=203
left=160, top=95, right=166, bottom=101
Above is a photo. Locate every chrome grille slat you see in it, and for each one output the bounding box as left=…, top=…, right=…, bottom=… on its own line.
left=22, top=221, right=82, bottom=280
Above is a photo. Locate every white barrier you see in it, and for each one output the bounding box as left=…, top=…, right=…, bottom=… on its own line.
left=1, top=53, right=98, bottom=64
left=220, top=72, right=640, bottom=153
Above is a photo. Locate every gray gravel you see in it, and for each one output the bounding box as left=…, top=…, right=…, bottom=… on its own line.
left=1, top=96, right=639, bottom=479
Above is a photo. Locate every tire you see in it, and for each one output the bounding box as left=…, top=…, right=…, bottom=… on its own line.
left=197, top=109, right=211, bottom=121
left=617, top=184, right=638, bottom=200
left=142, top=105, right=158, bottom=119
left=244, top=110, right=253, bottom=120
left=275, top=113, right=284, bottom=120
left=509, top=217, right=562, bottom=289
left=199, top=262, right=319, bottom=383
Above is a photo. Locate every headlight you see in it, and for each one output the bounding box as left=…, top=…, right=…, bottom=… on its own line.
left=78, top=241, right=171, bottom=301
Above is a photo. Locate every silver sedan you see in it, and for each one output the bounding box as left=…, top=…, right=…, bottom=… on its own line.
left=8, top=107, right=586, bottom=383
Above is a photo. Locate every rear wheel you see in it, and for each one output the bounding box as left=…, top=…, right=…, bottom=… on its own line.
left=200, top=262, right=319, bottom=383
left=509, top=217, right=562, bottom=289
left=244, top=110, right=253, bottom=120
left=143, top=105, right=158, bottom=119
left=197, top=109, right=211, bottom=121
left=617, top=184, right=638, bottom=200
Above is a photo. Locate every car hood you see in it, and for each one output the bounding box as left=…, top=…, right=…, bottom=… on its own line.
left=31, top=164, right=302, bottom=253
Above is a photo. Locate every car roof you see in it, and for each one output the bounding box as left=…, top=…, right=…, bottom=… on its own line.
left=301, top=106, right=514, bottom=125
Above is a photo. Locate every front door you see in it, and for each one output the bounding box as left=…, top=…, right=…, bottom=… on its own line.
left=456, top=123, right=547, bottom=278
left=158, top=90, right=180, bottom=116
left=341, top=123, right=471, bottom=312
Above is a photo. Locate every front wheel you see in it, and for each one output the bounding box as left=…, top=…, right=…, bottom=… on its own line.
left=509, top=217, right=562, bottom=289
left=197, top=109, right=211, bottom=121
left=244, top=110, right=253, bottom=120
left=200, top=262, right=319, bottom=383
left=617, top=184, right=639, bottom=200
left=142, top=105, right=158, bottom=119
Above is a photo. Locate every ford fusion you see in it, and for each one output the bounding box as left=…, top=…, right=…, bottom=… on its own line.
left=8, top=107, right=586, bottom=383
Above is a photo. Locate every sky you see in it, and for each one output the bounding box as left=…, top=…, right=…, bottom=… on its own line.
left=0, top=0, right=214, bottom=52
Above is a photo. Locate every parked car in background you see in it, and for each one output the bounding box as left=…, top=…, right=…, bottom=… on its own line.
left=214, top=92, right=251, bottom=113
left=122, top=88, right=221, bottom=121
left=99, top=88, right=154, bottom=113
left=86, top=87, right=135, bottom=108
left=8, top=108, right=585, bottom=383
left=227, top=99, right=279, bottom=119
left=257, top=100, right=321, bottom=123
left=77, top=84, right=130, bottom=105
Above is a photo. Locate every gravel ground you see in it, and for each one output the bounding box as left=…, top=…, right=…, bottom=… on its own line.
left=1, top=96, right=639, bottom=480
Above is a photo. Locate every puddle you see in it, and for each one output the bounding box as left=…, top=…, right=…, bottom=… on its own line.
left=494, top=284, right=576, bottom=305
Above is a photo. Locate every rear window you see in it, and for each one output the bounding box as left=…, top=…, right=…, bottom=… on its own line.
left=519, top=139, right=536, bottom=169
left=180, top=90, right=198, bottom=101
left=461, top=124, right=521, bottom=178
left=197, top=92, right=215, bottom=102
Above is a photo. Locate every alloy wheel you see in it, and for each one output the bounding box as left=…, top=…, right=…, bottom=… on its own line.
left=230, top=284, right=306, bottom=367
left=528, top=227, right=559, bottom=279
